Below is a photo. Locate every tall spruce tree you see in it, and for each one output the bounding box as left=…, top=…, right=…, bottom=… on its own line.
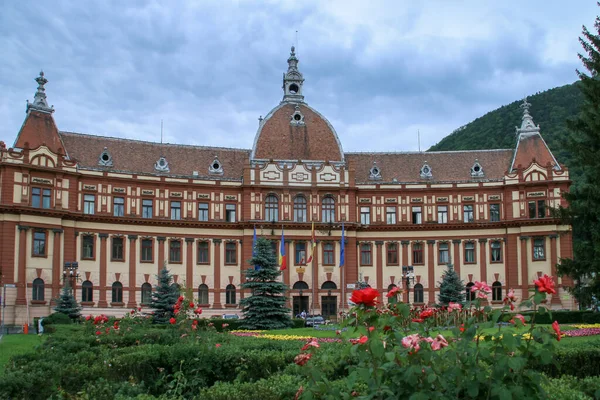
left=53, top=281, right=81, bottom=320
left=240, top=237, right=292, bottom=330
left=438, top=264, right=465, bottom=305
left=558, top=14, right=600, bottom=307
left=151, top=265, right=180, bottom=324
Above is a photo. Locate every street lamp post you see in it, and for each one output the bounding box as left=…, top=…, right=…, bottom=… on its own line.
left=402, top=265, right=415, bottom=304
left=62, top=262, right=80, bottom=293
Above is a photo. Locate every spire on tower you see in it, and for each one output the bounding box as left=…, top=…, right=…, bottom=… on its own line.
left=282, top=46, right=305, bottom=103
left=26, top=71, right=54, bottom=114
left=516, top=97, right=539, bottom=137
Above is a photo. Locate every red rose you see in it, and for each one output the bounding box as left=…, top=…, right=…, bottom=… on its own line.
left=169, top=317, right=176, bottom=325
left=349, top=287, right=379, bottom=307
left=412, top=318, right=424, bottom=323
left=358, top=335, right=368, bottom=344
left=85, top=315, right=92, bottom=321
left=552, top=320, right=562, bottom=341
left=215, top=343, right=222, bottom=348
left=368, top=326, right=375, bottom=332
left=194, top=307, right=203, bottom=315
left=294, top=353, right=312, bottom=366
left=189, top=302, right=195, bottom=308
left=534, top=274, right=556, bottom=295
left=386, top=286, right=399, bottom=298
left=420, top=309, right=434, bottom=319
left=95, top=331, right=101, bottom=335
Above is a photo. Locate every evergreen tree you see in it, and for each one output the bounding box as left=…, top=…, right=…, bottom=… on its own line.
left=557, top=14, right=600, bottom=307
left=240, top=237, right=292, bottom=330
left=151, top=264, right=180, bottom=324
left=438, top=264, right=465, bottom=305
left=53, top=281, right=81, bottom=320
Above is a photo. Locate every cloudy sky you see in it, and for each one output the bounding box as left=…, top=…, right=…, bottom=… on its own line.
left=0, top=1, right=596, bottom=152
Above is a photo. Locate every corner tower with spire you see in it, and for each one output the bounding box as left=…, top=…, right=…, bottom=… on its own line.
left=282, top=46, right=305, bottom=103
left=26, top=71, right=54, bottom=114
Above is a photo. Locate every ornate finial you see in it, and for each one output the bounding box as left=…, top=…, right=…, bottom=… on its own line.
left=282, top=46, right=305, bottom=103
left=291, top=45, right=295, bottom=56
left=258, top=115, right=263, bottom=123
left=516, top=97, right=540, bottom=136
left=27, top=70, right=54, bottom=114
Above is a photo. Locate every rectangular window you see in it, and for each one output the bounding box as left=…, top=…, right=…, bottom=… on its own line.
left=387, top=243, right=398, bottom=265
left=360, top=206, right=371, bottom=225
left=491, top=241, right=502, bottom=262
left=295, top=242, right=307, bottom=264
left=323, top=242, right=334, bottom=265
left=83, top=194, right=95, bottom=215
left=170, top=201, right=181, bottom=220
left=528, top=201, right=536, bottom=219
left=360, top=243, right=372, bottom=266
left=463, top=205, right=474, bottom=223
left=142, top=199, right=153, bottom=218
left=197, top=241, right=209, bottom=264
left=113, top=197, right=125, bottom=217
left=438, top=242, right=449, bottom=264
left=489, top=204, right=500, bottom=222
left=464, top=242, right=475, bottom=263
left=437, top=206, right=448, bottom=224
left=412, top=207, right=422, bottom=224
left=412, top=243, right=424, bottom=265
left=225, top=242, right=237, bottom=264
left=386, top=207, right=396, bottom=224
left=42, top=189, right=51, bottom=209
left=82, top=235, right=95, bottom=259
left=31, top=187, right=41, bottom=208
left=226, top=204, right=236, bottom=222
left=169, top=240, right=182, bottom=263
left=33, top=231, right=46, bottom=256
left=537, top=200, right=546, bottom=218
left=533, top=238, right=545, bottom=260
left=141, top=239, right=153, bottom=262
left=111, top=237, right=124, bottom=261
left=198, top=203, right=209, bottom=221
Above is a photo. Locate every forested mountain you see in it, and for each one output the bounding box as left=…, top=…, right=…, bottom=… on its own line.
left=428, top=83, right=583, bottom=172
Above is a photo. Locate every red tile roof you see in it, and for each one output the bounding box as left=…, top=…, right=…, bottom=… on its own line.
left=511, top=134, right=559, bottom=171
left=346, top=149, right=513, bottom=183
left=59, top=132, right=250, bottom=180
left=252, top=103, right=343, bottom=161
left=14, top=111, right=66, bottom=155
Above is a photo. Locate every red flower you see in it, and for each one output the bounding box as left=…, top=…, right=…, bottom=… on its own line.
left=301, top=339, right=320, bottom=351
left=294, top=353, right=312, bottom=366
left=412, top=318, right=424, bottom=323
left=383, top=325, right=392, bottom=332
left=472, top=281, right=492, bottom=294
left=105, top=327, right=110, bottom=334
left=358, top=335, right=368, bottom=344
left=169, top=317, right=176, bottom=325
left=459, top=324, right=465, bottom=332
left=335, top=330, right=342, bottom=335
left=368, top=326, right=375, bottom=332
left=222, top=323, right=229, bottom=328
left=349, top=287, right=379, bottom=307
left=189, top=302, right=195, bottom=308
left=552, top=321, right=562, bottom=341
left=215, top=343, right=222, bottom=348
left=386, top=286, right=400, bottom=298
left=194, top=307, right=203, bottom=315
left=95, top=331, right=101, bottom=335
left=177, top=296, right=184, bottom=303
left=534, top=274, right=556, bottom=295
left=420, top=309, right=434, bottom=319
left=510, top=314, right=526, bottom=326
left=85, top=315, right=92, bottom=321
left=192, top=320, right=199, bottom=326
left=130, top=310, right=135, bottom=315
left=138, top=307, right=142, bottom=311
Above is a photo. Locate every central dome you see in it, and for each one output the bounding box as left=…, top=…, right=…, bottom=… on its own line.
left=251, top=103, right=344, bottom=161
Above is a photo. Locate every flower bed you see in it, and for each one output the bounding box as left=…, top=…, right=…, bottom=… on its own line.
left=230, top=330, right=342, bottom=343
left=564, top=328, right=600, bottom=337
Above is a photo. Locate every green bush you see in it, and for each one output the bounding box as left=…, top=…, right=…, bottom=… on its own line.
left=582, top=313, right=600, bottom=324
left=535, top=348, right=600, bottom=378
left=501, top=310, right=594, bottom=324
left=543, top=375, right=600, bottom=399
left=292, top=318, right=305, bottom=329
left=42, top=312, right=73, bottom=326
left=197, top=373, right=303, bottom=400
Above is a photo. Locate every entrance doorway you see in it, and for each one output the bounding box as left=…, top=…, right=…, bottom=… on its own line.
left=321, top=296, right=337, bottom=319
left=293, top=296, right=309, bottom=317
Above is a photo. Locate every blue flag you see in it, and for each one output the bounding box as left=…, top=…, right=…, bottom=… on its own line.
left=340, top=222, right=345, bottom=268
left=253, top=225, right=259, bottom=270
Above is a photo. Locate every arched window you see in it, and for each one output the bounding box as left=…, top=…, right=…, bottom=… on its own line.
left=322, top=196, right=335, bottom=223
left=292, top=281, right=309, bottom=290
left=321, top=281, right=337, bottom=290
left=413, top=283, right=424, bottom=304
left=32, top=278, right=45, bottom=301
left=198, top=284, right=209, bottom=305
left=492, top=281, right=502, bottom=302
left=465, top=282, right=475, bottom=302
left=225, top=284, right=236, bottom=305
left=81, top=280, right=93, bottom=302
left=141, top=282, right=152, bottom=305
left=265, top=194, right=279, bottom=222
left=112, top=281, right=123, bottom=303
left=294, top=196, right=307, bottom=222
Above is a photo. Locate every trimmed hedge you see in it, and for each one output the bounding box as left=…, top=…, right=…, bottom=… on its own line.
left=534, top=348, right=600, bottom=378
left=501, top=310, right=597, bottom=325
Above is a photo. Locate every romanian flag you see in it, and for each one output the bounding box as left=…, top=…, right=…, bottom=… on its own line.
left=306, top=222, right=316, bottom=263
left=279, top=227, right=287, bottom=270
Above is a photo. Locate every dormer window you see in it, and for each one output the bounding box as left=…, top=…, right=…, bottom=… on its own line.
left=290, top=105, right=305, bottom=126
left=369, top=161, right=382, bottom=180
left=209, top=156, right=223, bottom=175
left=471, top=159, right=484, bottom=177
left=420, top=162, right=432, bottom=179
left=154, top=156, right=170, bottom=173
left=98, top=147, right=113, bottom=167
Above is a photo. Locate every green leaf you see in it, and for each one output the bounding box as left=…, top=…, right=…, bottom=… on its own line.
left=467, top=384, right=479, bottom=398
left=371, top=339, right=385, bottom=358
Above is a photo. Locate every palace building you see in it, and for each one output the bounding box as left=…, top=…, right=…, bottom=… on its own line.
left=0, top=47, right=574, bottom=326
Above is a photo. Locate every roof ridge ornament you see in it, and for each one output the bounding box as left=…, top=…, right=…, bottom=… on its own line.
left=420, top=161, right=432, bottom=179
left=516, top=97, right=540, bottom=137
left=98, top=147, right=113, bottom=167
left=369, top=161, right=382, bottom=180
left=282, top=46, right=305, bottom=103
left=209, top=155, right=223, bottom=175
left=470, top=159, right=484, bottom=177
left=26, top=71, right=54, bottom=114
left=154, top=156, right=170, bottom=173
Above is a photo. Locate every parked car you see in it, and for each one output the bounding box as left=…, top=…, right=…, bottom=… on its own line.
left=222, top=314, right=240, bottom=319
left=304, top=315, right=325, bottom=327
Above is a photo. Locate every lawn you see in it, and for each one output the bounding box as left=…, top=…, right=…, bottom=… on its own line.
left=0, top=334, right=44, bottom=375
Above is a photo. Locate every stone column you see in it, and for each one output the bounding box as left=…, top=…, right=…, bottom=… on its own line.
left=185, top=238, right=195, bottom=290
left=427, top=240, right=435, bottom=304
left=127, top=235, right=138, bottom=308
left=157, top=236, right=166, bottom=274
left=375, top=241, right=384, bottom=298
left=51, top=229, right=63, bottom=303
left=16, top=225, right=29, bottom=305
left=98, top=233, right=109, bottom=307
left=213, top=239, right=222, bottom=308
